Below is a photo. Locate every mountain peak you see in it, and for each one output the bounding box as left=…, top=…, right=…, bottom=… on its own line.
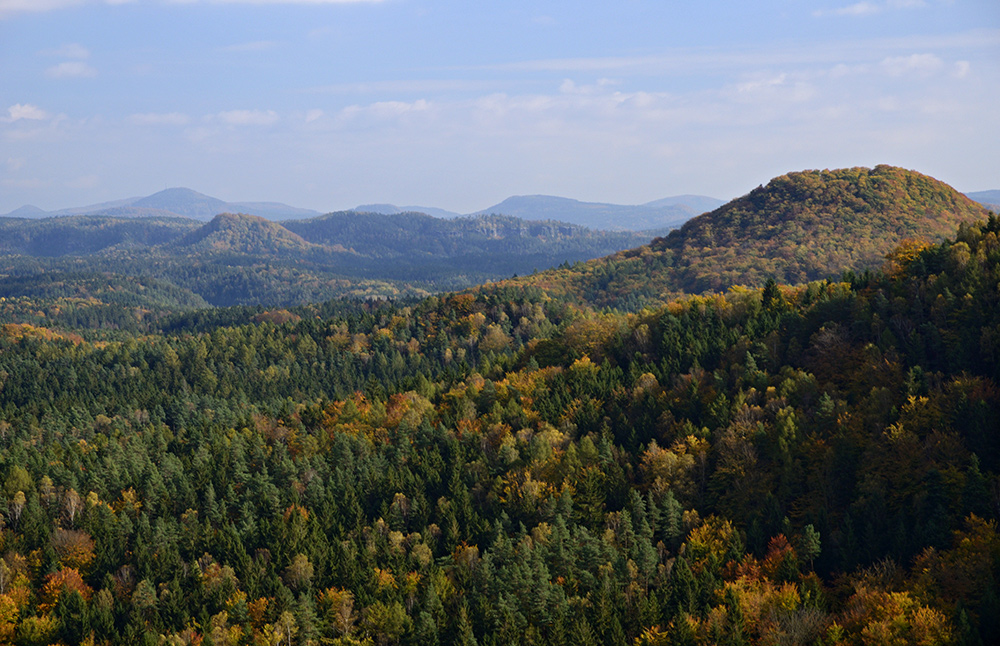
left=131, top=188, right=228, bottom=218
left=2, top=205, right=49, bottom=219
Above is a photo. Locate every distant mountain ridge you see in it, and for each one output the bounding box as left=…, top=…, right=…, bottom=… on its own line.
left=5, top=188, right=322, bottom=222
left=1, top=187, right=724, bottom=232
left=9, top=185, right=993, bottom=234
left=470, top=194, right=724, bottom=231
left=967, top=190, right=1000, bottom=211
left=350, top=194, right=723, bottom=231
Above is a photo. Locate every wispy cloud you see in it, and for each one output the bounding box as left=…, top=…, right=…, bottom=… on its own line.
left=880, top=53, right=944, bottom=76
left=46, top=61, right=98, bottom=78
left=831, top=2, right=882, bottom=16
left=0, top=0, right=85, bottom=18
left=1, top=0, right=380, bottom=18
left=4, top=104, right=49, bottom=122
left=215, top=109, right=280, bottom=126
left=814, top=0, right=927, bottom=17
left=304, top=79, right=506, bottom=95
left=203, top=0, right=383, bottom=4
left=200, top=0, right=383, bottom=4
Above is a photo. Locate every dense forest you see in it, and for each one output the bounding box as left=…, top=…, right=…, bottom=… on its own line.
left=0, top=180, right=996, bottom=646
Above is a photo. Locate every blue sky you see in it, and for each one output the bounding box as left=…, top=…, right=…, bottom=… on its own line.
left=1, top=0, right=998, bottom=214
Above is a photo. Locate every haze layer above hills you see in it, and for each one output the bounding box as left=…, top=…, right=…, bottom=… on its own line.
left=4, top=188, right=726, bottom=232
left=3, top=188, right=322, bottom=222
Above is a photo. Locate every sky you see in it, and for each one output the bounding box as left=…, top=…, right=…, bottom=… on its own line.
left=1, top=0, right=998, bottom=215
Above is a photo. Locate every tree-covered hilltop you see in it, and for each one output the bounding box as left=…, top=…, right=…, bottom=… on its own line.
left=0, top=214, right=997, bottom=645
left=170, top=213, right=320, bottom=256
left=509, top=166, right=990, bottom=310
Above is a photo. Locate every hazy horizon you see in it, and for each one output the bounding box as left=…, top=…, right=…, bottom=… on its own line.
left=2, top=0, right=998, bottom=214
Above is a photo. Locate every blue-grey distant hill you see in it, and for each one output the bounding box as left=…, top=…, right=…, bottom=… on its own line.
left=4, top=188, right=322, bottom=221
left=2, top=205, right=50, bottom=219
left=5, top=188, right=724, bottom=231
left=966, top=190, right=1000, bottom=212
left=356, top=194, right=725, bottom=231
left=470, top=194, right=725, bottom=232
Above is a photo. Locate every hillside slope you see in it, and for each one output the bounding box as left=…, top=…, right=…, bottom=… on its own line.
left=0, top=215, right=198, bottom=256
left=510, top=165, right=990, bottom=308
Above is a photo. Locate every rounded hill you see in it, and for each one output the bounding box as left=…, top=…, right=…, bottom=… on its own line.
left=654, top=164, right=988, bottom=291
left=172, top=212, right=317, bottom=255
left=510, top=165, right=991, bottom=308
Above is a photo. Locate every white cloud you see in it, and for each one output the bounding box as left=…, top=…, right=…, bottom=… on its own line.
left=1, top=0, right=378, bottom=18
left=736, top=73, right=788, bottom=93
left=46, top=61, right=98, bottom=78
left=304, top=109, right=324, bottom=123
left=0, top=0, right=84, bottom=18
left=829, top=62, right=870, bottom=78
left=558, top=79, right=619, bottom=95
left=4, top=104, right=49, bottom=122
left=216, top=109, right=280, bottom=126
left=953, top=60, right=970, bottom=78
left=128, top=112, right=191, bottom=126
left=6, top=157, right=25, bottom=171
left=880, top=53, right=944, bottom=76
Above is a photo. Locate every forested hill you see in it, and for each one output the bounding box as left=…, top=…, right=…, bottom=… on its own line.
left=0, top=212, right=654, bottom=307
left=284, top=212, right=647, bottom=258
left=509, top=165, right=990, bottom=309
left=0, top=214, right=996, bottom=644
